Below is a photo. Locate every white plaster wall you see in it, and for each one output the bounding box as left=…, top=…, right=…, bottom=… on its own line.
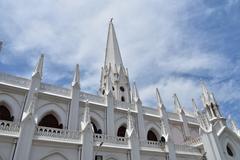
left=96, top=150, right=128, bottom=160
left=0, top=137, right=15, bottom=160
left=30, top=141, right=79, bottom=160
left=170, top=124, right=184, bottom=144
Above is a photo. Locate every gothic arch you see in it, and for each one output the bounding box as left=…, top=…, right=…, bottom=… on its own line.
left=117, top=124, right=127, bottom=137
left=40, top=152, right=68, bottom=160
left=115, top=116, right=127, bottom=136
left=0, top=93, right=21, bottom=121
left=147, top=128, right=160, bottom=141
left=91, top=117, right=102, bottom=134
left=35, top=103, right=67, bottom=128
left=105, top=154, right=121, bottom=160
left=90, top=111, right=104, bottom=134
left=145, top=123, right=162, bottom=139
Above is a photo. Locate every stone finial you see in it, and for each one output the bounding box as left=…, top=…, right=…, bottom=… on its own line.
left=72, top=64, right=80, bottom=87
left=132, top=82, right=140, bottom=102
left=173, top=93, right=182, bottom=112
left=156, top=88, right=164, bottom=109
left=192, top=98, right=200, bottom=114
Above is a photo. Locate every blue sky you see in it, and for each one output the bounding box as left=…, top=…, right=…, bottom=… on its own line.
left=0, top=0, right=239, bottom=125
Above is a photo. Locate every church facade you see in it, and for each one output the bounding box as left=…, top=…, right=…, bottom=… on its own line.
left=0, top=20, right=240, bottom=160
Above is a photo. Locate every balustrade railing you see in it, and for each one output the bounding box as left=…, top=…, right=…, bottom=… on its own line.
left=0, top=72, right=31, bottom=88
left=79, top=92, right=105, bottom=104
left=184, top=137, right=202, bottom=146
left=93, top=134, right=128, bottom=145
left=0, top=120, right=19, bottom=136
left=114, top=100, right=134, bottom=110
left=40, top=83, right=71, bottom=97
left=175, top=144, right=200, bottom=154
left=140, top=140, right=165, bottom=149
left=35, top=126, right=81, bottom=141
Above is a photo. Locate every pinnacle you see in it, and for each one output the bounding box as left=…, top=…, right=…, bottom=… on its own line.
left=33, top=54, right=44, bottom=78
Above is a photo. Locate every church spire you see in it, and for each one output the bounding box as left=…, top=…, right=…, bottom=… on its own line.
left=100, top=19, right=131, bottom=103
left=104, top=18, right=123, bottom=67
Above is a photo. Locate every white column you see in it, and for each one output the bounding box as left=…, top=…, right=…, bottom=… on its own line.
left=13, top=54, right=43, bottom=160
left=156, top=89, right=176, bottom=160
left=135, top=100, right=146, bottom=141
left=68, top=64, right=80, bottom=130
left=81, top=101, right=94, bottom=160
left=81, top=123, right=94, bottom=160
left=13, top=114, right=36, bottom=160
left=126, top=110, right=141, bottom=160
left=201, top=128, right=225, bottom=160
left=106, top=90, right=115, bottom=136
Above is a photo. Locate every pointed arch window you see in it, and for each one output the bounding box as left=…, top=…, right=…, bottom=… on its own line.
left=91, top=122, right=102, bottom=134
left=121, top=96, right=125, bottom=102
left=226, top=144, right=234, bottom=157
left=117, top=125, right=126, bottom=137
left=0, top=105, right=14, bottom=121
left=147, top=130, right=158, bottom=141
left=38, top=114, right=63, bottom=129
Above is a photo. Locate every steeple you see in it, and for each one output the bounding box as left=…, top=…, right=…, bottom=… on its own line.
left=72, top=64, right=80, bottom=87
left=100, top=19, right=131, bottom=103
left=200, top=82, right=222, bottom=120
left=32, top=54, right=44, bottom=78
left=104, top=18, right=123, bottom=67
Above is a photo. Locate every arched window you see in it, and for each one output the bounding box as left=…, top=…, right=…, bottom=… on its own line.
left=120, top=86, right=125, bottom=92
left=117, top=125, right=126, bottom=137
left=147, top=130, right=158, bottom=141
left=91, top=122, right=102, bottom=134
left=121, top=96, right=125, bottom=102
left=226, top=144, right=234, bottom=157
left=38, top=114, right=63, bottom=129
left=0, top=105, right=14, bottom=121
left=91, top=120, right=102, bottom=134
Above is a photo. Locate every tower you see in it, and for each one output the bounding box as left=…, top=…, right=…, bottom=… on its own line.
left=201, top=82, right=222, bottom=122
left=100, top=19, right=131, bottom=103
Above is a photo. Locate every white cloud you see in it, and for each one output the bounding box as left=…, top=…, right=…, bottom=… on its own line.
left=0, top=0, right=239, bottom=119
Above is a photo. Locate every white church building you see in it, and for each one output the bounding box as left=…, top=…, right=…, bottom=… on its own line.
left=0, top=20, right=240, bottom=160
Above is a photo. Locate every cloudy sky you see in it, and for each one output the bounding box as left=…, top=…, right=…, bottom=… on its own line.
left=0, top=0, right=239, bottom=125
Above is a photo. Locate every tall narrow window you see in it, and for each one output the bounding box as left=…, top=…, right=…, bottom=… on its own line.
left=91, top=121, right=102, bottom=134
left=147, top=130, right=158, bottom=141
left=121, top=96, right=125, bottom=102
left=117, top=125, right=126, bottom=137
left=0, top=105, right=14, bottom=121
left=38, top=114, right=63, bottom=129
left=226, top=144, right=234, bottom=157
